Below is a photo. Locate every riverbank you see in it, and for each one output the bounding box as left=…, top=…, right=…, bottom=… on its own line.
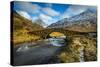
left=58, top=34, right=97, bottom=62
left=13, top=29, right=41, bottom=45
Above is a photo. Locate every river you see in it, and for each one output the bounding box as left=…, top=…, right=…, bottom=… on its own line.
left=13, top=38, right=66, bottom=66
left=13, top=37, right=85, bottom=66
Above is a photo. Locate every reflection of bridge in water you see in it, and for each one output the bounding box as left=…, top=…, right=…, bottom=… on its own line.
left=28, top=28, right=90, bottom=39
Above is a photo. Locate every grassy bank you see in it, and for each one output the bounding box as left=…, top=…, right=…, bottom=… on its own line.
left=58, top=35, right=97, bottom=62
left=13, top=29, right=40, bottom=45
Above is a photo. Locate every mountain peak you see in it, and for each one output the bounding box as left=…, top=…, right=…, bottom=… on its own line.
left=80, top=8, right=96, bottom=15
left=85, top=8, right=97, bottom=13
left=68, top=8, right=97, bottom=22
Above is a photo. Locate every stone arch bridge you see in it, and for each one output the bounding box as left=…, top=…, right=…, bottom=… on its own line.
left=28, top=28, right=89, bottom=39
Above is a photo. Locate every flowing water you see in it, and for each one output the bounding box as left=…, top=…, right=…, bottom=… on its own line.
left=14, top=37, right=66, bottom=65
left=79, top=46, right=84, bottom=62
left=16, top=38, right=66, bottom=52
left=14, top=37, right=85, bottom=65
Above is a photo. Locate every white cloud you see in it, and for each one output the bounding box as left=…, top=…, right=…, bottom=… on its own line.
left=39, top=13, right=57, bottom=25
left=42, top=7, right=60, bottom=17
left=17, top=11, right=31, bottom=20
left=39, top=13, right=52, bottom=22
left=14, top=1, right=41, bottom=14
left=61, top=5, right=92, bottom=18
left=14, top=2, right=60, bottom=25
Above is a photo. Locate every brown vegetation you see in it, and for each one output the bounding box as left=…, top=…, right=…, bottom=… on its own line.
left=58, top=35, right=97, bottom=62
left=12, top=11, right=44, bottom=45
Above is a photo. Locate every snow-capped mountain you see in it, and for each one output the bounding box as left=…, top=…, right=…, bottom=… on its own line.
left=48, top=9, right=97, bottom=32
left=47, top=18, right=70, bottom=28
left=68, top=9, right=97, bottom=22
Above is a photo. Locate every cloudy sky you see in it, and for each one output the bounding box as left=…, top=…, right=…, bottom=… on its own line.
left=13, top=1, right=96, bottom=25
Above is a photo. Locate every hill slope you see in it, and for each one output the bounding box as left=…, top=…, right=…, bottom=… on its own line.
left=13, top=11, right=43, bottom=31
left=12, top=11, right=44, bottom=45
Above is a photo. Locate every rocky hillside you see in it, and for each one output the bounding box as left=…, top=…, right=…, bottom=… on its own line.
left=12, top=11, right=44, bottom=45
left=13, top=11, right=44, bottom=32
left=48, top=9, right=97, bottom=32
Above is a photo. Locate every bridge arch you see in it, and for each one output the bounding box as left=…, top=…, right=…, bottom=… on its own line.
left=44, top=31, right=67, bottom=39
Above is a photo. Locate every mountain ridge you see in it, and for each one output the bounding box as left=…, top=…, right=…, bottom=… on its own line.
left=48, top=9, right=97, bottom=32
